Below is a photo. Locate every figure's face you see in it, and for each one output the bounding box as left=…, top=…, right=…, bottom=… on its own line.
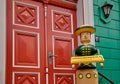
left=80, top=32, right=91, bottom=44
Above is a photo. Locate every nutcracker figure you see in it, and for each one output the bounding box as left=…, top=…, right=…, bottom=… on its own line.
left=71, top=24, right=104, bottom=84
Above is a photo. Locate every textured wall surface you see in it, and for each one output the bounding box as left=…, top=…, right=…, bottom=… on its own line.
left=93, top=0, right=120, bottom=84
left=0, top=0, right=6, bottom=84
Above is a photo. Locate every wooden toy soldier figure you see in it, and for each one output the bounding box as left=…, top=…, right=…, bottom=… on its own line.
left=75, top=24, right=98, bottom=69
left=71, top=24, right=104, bottom=84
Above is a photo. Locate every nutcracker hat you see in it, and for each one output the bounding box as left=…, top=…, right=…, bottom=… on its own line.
left=75, top=24, right=96, bottom=35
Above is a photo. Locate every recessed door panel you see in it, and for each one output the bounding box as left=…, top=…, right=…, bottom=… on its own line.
left=14, top=1, right=38, bottom=28
left=13, top=30, right=40, bottom=68
left=54, top=73, right=75, bottom=84
left=53, top=36, right=73, bottom=69
left=13, top=72, right=40, bottom=84
left=52, top=10, right=73, bottom=33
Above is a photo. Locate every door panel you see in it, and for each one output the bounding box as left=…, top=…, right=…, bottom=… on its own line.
left=47, top=5, right=77, bottom=84
left=54, top=73, right=75, bottom=84
left=14, top=1, right=39, bottom=28
left=13, top=72, right=40, bottom=84
left=53, top=36, right=73, bottom=69
left=13, top=30, right=40, bottom=67
left=52, top=10, right=73, bottom=34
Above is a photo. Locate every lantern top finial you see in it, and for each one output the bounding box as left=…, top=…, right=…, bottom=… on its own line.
left=75, top=24, right=96, bottom=35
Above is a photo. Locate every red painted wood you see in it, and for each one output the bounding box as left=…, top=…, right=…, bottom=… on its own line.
left=47, top=5, right=77, bottom=84
left=53, top=11, right=72, bottom=33
left=14, top=2, right=37, bottom=27
left=15, top=73, right=38, bottom=84
left=54, top=37, right=72, bottom=68
left=6, top=0, right=77, bottom=84
left=15, top=31, right=38, bottom=66
left=49, top=0, right=77, bottom=10
left=6, top=0, right=45, bottom=84
left=55, top=74, right=74, bottom=84
left=38, top=0, right=78, bottom=10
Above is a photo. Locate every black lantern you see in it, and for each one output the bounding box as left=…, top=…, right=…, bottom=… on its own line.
left=102, top=2, right=113, bottom=18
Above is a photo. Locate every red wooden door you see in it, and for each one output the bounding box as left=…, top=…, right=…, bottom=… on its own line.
left=47, top=5, right=77, bottom=84
left=6, top=0, right=45, bottom=84
left=6, top=0, right=77, bottom=84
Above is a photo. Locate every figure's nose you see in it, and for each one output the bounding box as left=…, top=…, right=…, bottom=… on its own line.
left=84, top=35, right=87, bottom=39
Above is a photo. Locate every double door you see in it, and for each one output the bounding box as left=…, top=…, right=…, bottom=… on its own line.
left=6, top=0, right=77, bottom=84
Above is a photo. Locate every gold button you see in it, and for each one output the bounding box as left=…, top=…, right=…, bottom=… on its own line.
left=86, top=73, right=91, bottom=79
left=94, top=73, right=97, bottom=78
left=78, top=73, right=83, bottom=79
